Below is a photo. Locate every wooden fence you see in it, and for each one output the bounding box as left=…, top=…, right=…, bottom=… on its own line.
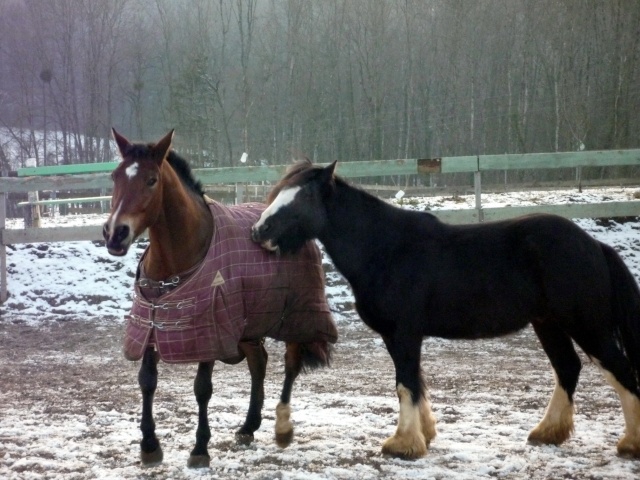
left=1, top=149, right=640, bottom=303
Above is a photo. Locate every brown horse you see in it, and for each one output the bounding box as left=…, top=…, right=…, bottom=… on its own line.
left=102, top=130, right=337, bottom=468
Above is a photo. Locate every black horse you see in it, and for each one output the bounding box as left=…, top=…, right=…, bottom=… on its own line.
left=251, top=160, right=640, bottom=459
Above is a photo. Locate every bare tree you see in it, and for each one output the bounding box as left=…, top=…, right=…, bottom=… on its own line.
left=1, top=0, right=639, bottom=185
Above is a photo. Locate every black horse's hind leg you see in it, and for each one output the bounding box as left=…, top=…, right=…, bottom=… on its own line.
left=274, top=343, right=303, bottom=448
left=188, top=361, right=215, bottom=468
left=235, top=340, right=268, bottom=445
left=572, top=332, right=640, bottom=457
left=528, top=322, right=582, bottom=446
left=138, top=347, right=163, bottom=466
left=381, top=335, right=436, bottom=459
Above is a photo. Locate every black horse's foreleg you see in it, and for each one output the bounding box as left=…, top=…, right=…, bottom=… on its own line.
left=139, top=347, right=163, bottom=466
left=275, top=343, right=303, bottom=448
left=235, top=340, right=268, bottom=444
left=381, top=335, right=435, bottom=459
left=188, top=361, right=215, bottom=469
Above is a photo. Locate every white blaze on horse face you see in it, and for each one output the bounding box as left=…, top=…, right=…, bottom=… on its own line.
left=108, top=200, right=124, bottom=235
left=254, top=186, right=301, bottom=230
left=125, top=162, right=139, bottom=179
left=107, top=198, right=134, bottom=241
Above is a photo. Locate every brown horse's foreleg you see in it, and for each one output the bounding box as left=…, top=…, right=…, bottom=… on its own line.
left=275, top=343, right=303, bottom=448
left=188, top=361, right=215, bottom=469
left=139, top=347, right=163, bottom=466
left=235, top=340, right=268, bottom=445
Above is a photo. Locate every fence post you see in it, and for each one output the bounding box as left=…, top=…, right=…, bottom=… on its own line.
left=235, top=183, right=245, bottom=204
left=100, top=188, right=108, bottom=213
left=0, top=181, right=7, bottom=303
left=576, top=166, right=583, bottom=192
left=27, top=191, right=41, bottom=227
left=474, top=157, right=483, bottom=223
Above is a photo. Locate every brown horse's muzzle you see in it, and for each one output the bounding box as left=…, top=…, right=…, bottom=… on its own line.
left=103, top=221, right=131, bottom=256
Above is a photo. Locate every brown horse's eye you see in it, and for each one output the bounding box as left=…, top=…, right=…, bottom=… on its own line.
left=146, top=177, right=158, bottom=187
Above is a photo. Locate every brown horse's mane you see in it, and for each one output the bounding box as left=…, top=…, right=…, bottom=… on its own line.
left=123, top=141, right=206, bottom=198
left=123, top=143, right=205, bottom=196
left=165, top=151, right=206, bottom=197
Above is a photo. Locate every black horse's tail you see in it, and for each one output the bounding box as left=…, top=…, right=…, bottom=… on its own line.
left=300, top=341, right=333, bottom=372
left=603, top=243, right=640, bottom=380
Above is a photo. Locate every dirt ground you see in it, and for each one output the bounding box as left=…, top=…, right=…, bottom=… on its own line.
left=2, top=194, right=640, bottom=478
left=1, top=316, right=639, bottom=479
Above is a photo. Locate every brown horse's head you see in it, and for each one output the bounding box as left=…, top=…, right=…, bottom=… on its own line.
left=102, top=129, right=173, bottom=256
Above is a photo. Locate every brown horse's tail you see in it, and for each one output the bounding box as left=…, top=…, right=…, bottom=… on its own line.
left=603, top=243, right=640, bottom=382
left=300, top=341, right=333, bottom=372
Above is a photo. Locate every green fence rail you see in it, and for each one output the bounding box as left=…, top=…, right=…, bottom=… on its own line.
left=2, top=148, right=640, bottom=303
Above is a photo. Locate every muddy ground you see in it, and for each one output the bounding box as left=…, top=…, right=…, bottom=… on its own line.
left=1, top=316, right=639, bottom=479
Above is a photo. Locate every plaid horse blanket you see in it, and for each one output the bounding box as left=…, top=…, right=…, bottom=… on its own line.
left=123, top=201, right=337, bottom=363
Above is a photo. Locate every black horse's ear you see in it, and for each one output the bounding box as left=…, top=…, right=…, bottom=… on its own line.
left=321, top=160, right=337, bottom=182
left=112, top=128, right=130, bottom=157
left=152, top=129, right=174, bottom=165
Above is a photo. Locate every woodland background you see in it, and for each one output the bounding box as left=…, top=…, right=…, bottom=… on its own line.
left=1, top=0, right=639, bottom=180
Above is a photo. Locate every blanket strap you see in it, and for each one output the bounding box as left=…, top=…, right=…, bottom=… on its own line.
left=126, top=314, right=194, bottom=331
left=130, top=293, right=196, bottom=331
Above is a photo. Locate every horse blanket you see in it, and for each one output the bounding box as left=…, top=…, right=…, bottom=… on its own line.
left=123, top=201, right=337, bottom=363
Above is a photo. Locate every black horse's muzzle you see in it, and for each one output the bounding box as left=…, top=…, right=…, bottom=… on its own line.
left=250, top=225, right=259, bottom=242
left=251, top=225, right=278, bottom=252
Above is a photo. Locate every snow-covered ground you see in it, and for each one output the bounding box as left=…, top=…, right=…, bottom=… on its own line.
left=1, top=187, right=640, bottom=479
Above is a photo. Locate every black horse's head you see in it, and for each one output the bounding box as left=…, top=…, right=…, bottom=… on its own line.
left=251, top=160, right=337, bottom=254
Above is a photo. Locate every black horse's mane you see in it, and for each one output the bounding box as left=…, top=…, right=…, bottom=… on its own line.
left=267, top=160, right=326, bottom=204
left=269, top=159, right=401, bottom=214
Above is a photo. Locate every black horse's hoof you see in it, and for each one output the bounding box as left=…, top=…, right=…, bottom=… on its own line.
left=235, top=431, right=255, bottom=445
left=187, top=454, right=211, bottom=469
left=140, top=446, right=163, bottom=467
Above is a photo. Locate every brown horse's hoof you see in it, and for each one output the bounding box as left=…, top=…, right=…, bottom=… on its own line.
left=235, top=431, right=255, bottom=445
left=140, top=446, right=163, bottom=466
left=187, top=454, right=211, bottom=469
left=275, top=429, right=294, bottom=448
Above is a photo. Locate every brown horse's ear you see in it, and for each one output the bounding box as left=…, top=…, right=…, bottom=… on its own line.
left=112, top=128, right=130, bottom=157
left=152, top=129, right=174, bottom=165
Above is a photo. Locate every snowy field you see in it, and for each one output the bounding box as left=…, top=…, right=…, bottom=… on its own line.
left=1, top=187, right=640, bottom=479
